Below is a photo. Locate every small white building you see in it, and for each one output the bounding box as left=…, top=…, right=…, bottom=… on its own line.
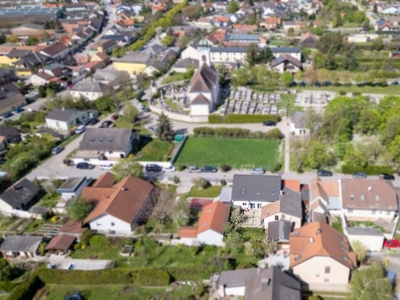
left=290, top=112, right=309, bottom=135
left=45, top=108, right=96, bottom=132
left=346, top=227, right=384, bottom=252
left=181, top=44, right=198, bottom=60
left=55, top=176, right=90, bottom=200
left=218, top=268, right=259, bottom=297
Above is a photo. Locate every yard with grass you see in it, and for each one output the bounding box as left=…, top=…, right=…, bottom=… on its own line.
left=348, top=220, right=387, bottom=233
left=296, top=85, right=400, bottom=95
left=184, top=185, right=223, bottom=199
left=175, top=137, right=279, bottom=170
left=134, top=139, right=174, bottom=162
left=162, top=73, right=188, bottom=84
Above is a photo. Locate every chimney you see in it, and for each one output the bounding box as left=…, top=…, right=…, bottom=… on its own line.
left=368, top=186, right=372, bottom=191
left=316, top=228, right=322, bottom=235
left=121, top=188, right=127, bottom=191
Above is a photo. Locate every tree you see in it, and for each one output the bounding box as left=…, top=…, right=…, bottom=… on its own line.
left=161, top=35, right=174, bottom=47
left=317, top=32, right=343, bottom=54
left=229, top=207, right=247, bottom=229
left=6, top=35, right=19, bottom=43
left=112, top=159, right=144, bottom=181
left=67, top=198, right=93, bottom=221
left=246, top=43, right=259, bottom=67
left=232, top=67, right=248, bottom=87
left=264, top=239, right=277, bottom=254
left=192, top=177, right=210, bottom=189
left=182, top=5, right=202, bottom=20
left=173, top=197, right=190, bottom=227
left=343, top=45, right=358, bottom=71
left=0, top=32, right=5, bottom=45
left=351, top=240, right=367, bottom=263
left=372, top=37, right=384, bottom=51
left=287, top=27, right=295, bottom=37
left=227, top=1, right=239, bottom=13
left=25, top=37, right=39, bottom=46
left=258, top=47, right=274, bottom=63
left=344, top=143, right=367, bottom=167
left=122, top=103, right=138, bottom=123
left=80, top=229, right=94, bottom=246
left=280, top=71, right=293, bottom=87
left=0, top=259, right=12, bottom=281
left=363, top=21, right=370, bottom=32
left=303, top=140, right=335, bottom=169
left=291, top=138, right=308, bottom=172
left=42, top=31, right=50, bottom=40
left=348, top=263, right=392, bottom=300
left=95, top=96, right=114, bottom=113
left=156, top=113, right=174, bottom=142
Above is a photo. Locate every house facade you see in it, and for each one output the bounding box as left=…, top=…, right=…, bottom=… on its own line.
left=290, top=112, right=309, bottom=135
left=45, top=108, right=93, bottom=131
left=69, top=80, right=111, bottom=101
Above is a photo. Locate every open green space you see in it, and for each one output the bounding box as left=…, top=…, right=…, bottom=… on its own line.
left=162, top=73, right=188, bottom=84
left=296, top=85, right=400, bottom=95
left=348, top=220, right=387, bottom=233
left=43, top=284, right=195, bottom=300
left=184, top=185, right=222, bottom=199
left=175, top=137, right=279, bottom=170
left=134, top=139, right=174, bottom=162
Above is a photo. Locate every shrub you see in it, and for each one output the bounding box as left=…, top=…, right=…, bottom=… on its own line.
left=176, top=164, right=186, bottom=171
left=80, top=229, right=94, bottom=246
left=0, top=281, right=18, bottom=292
left=271, top=162, right=282, bottom=173
left=353, top=92, right=361, bottom=96
left=339, top=91, right=346, bottom=95
left=8, top=275, right=44, bottom=300
left=173, top=176, right=180, bottom=184
left=73, top=243, right=82, bottom=251
left=193, top=177, right=210, bottom=190
left=89, top=235, right=110, bottom=248
left=193, top=127, right=282, bottom=140
left=220, top=179, right=227, bottom=186
left=220, top=164, right=231, bottom=172
left=341, top=164, right=394, bottom=175
left=209, top=114, right=280, bottom=124
left=134, top=269, right=171, bottom=286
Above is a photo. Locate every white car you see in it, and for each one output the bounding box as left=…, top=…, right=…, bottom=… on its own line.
left=100, top=164, right=113, bottom=170
left=250, top=168, right=265, bottom=175
left=163, top=166, right=176, bottom=172
left=75, top=125, right=86, bottom=134
left=136, top=103, right=144, bottom=109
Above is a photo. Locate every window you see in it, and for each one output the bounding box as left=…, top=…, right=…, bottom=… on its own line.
left=111, top=222, right=115, bottom=226
left=350, top=194, right=354, bottom=201
left=271, top=189, right=275, bottom=195
left=325, top=267, right=331, bottom=274
left=387, top=211, right=391, bottom=215
left=324, top=279, right=330, bottom=283
left=257, top=189, right=260, bottom=195
left=109, top=151, right=113, bottom=154
left=348, top=209, right=353, bottom=213
left=275, top=215, right=279, bottom=220
left=372, top=210, right=376, bottom=215
left=242, top=203, right=247, bottom=206
left=257, top=203, right=262, bottom=209
left=316, top=274, right=320, bottom=277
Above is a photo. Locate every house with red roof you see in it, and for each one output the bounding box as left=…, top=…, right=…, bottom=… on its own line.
left=178, top=201, right=230, bottom=246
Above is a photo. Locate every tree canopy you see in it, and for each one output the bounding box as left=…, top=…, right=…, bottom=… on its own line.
left=112, top=159, right=144, bottom=181
left=67, top=198, right=93, bottom=221
left=156, top=113, right=174, bottom=142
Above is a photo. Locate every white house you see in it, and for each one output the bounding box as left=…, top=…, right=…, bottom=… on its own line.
left=181, top=43, right=198, bottom=60
left=69, top=80, right=112, bottom=101
left=290, top=112, right=309, bottom=135
left=83, top=173, right=155, bottom=234
left=347, top=34, right=380, bottom=43
left=45, top=108, right=96, bottom=132
left=270, top=54, right=303, bottom=73
left=30, top=72, right=54, bottom=86
left=178, top=201, right=229, bottom=246
left=346, top=227, right=384, bottom=252
left=55, top=176, right=90, bottom=201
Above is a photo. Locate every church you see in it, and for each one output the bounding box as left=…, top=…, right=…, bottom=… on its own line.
left=188, top=40, right=220, bottom=117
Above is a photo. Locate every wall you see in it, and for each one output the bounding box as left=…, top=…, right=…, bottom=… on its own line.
left=113, top=62, right=147, bottom=75
left=197, top=230, right=224, bottom=246
left=344, top=209, right=396, bottom=220
left=347, top=233, right=384, bottom=251
left=264, top=213, right=301, bottom=229
left=190, top=104, right=209, bottom=116
left=89, top=214, right=132, bottom=233
left=218, top=285, right=246, bottom=297
left=149, top=105, right=208, bottom=123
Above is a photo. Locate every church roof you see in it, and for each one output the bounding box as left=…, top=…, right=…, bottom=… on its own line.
left=189, top=63, right=218, bottom=93
left=191, top=93, right=210, bottom=105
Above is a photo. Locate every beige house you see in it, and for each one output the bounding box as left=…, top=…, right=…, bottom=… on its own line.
left=290, top=222, right=357, bottom=286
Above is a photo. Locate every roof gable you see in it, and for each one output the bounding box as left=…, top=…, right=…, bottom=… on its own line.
left=232, top=175, right=281, bottom=202
left=189, top=63, right=218, bottom=93
left=197, top=201, right=229, bottom=235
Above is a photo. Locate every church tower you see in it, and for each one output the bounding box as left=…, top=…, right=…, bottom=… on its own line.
left=197, top=39, right=211, bottom=67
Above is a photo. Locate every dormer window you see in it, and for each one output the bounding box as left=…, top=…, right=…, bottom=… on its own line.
left=242, top=188, right=246, bottom=195
left=350, top=194, right=354, bottom=200
left=271, top=189, right=275, bottom=196
left=257, top=189, right=260, bottom=195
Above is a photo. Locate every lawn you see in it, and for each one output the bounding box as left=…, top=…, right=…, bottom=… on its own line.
left=36, top=193, right=61, bottom=208
left=175, top=137, right=279, bottom=170
left=43, top=284, right=195, bottom=300
left=184, top=185, right=223, bottom=199
left=296, top=85, right=400, bottom=95
left=348, top=220, right=387, bottom=233
left=134, top=139, right=174, bottom=161
left=162, top=72, right=187, bottom=84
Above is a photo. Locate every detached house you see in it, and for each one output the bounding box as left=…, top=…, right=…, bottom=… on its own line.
left=69, top=80, right=112, bottom=101
left=45, top=108, right=96, bottom=132
left=270, top=54, right=303, bottom=73
left=40, top=42, right=70, bottom=60
left=0, top=235, right=42, bottom=258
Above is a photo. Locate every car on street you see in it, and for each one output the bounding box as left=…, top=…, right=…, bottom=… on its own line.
left=381, top=173, right=395, bottom=180
left=148, top=126, right=157, bottom=133
left=145, top=164, right=162, bottom=172
left=263, top=120, right=276, bottom=126
left=202, top=166, right=218, bottom=173
left=136, top=103, right=144, bottom=109
left=384, top=239, right=400, bottom=248
left=317, top=170, right=333, bottom=177
left=100, top=164, right=113, bottom=170
left=163, top=166, right=176, bottom=172
left=391, top=81, right=399, bottom=86
left=100, top=120, right=112, bottom=128
left=142, top=107, right=151, bottom=112
left=250, top=168, right=265, bottom=175
left=14, top=107, right=24, bottom=113
left=75, top=125, right=86, bottom=134
left=188, top=166, right=202, bottom=173
left=87, top=118, right=98, bottom=125
left=76, top=162, right=95, bottom=169
left=353, top=172, right=367, bottom=179
left=63, top=159, right=75, bottom=166
left=51, top=146, right=64, bottom=155
left=111, top=114, right=119, bottom=121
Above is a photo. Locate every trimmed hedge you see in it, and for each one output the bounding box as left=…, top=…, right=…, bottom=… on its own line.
left=36, top=268, right=171, bottom=287
left=193, top=127, right=282, bottom=140
left=8, top=275, right=44, bottom=300
left=341, top=164, right=394, bottom=175
left=209, top=114, right=281, bottom=124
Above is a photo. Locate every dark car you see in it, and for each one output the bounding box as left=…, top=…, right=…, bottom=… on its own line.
left=381, top=173, right=395, bottom=180
left=145, top=164, right=162, bottom=172
left=100, top=120, right=112, bottom=128
left=290, top=81, right=297, bottom=87
left=142, top=107, right=151, bottom=112
left=263, top=120, right=276, bottom=126
left=353, top=172, right=367, bottom=179
left=63, top=159, right=75, bottom=166
left=299, top=81, right=306, bottom=87
left=51, top=146, right=64, bottom=155
left=202, top=166, right=218, bottom=173
left=313, top=81, right=321, bottom=87
left=391, top=81, right=399, bottom=86
left=0, top=158, right=5, bottom=165
left=76, top=162, right=95, bottom=169
left=111, top=114, right=119, bottom=121
left=317, top=170, right=333, bottom=177
left=322, top=81, right=332, bottom=86
left=87, top=118, right=98, bottom=125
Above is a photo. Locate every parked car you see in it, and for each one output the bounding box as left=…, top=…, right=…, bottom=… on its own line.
left=14, top=107, right=24, bottom=113
left=63, top=159, right=75, bottom=166
left=163, top=166, right=176, bottom=172
left=136, top=103, right=144, bottom=109
left=202, top=166, right=218, bottom=173
left=188, top=166, right=202, bottom=173
left=317, top=170, right=333, bottom=177
left=353, top=172, right=367, bottom=179
left=100, top=120, right=112, bottom=128
left=250, top=168, right=265, bottom=175
left=384, top=239, right=400, bottom=248
left=76, top=162, right=94, bottom=169
left=381, top=173, right=395, bottom=180
left=148, top=126, right=157, bottom=133
left=391, top=81, right=399, bottom=86
left=145, top=164, right=162, bottom=172
left=87, top=118, right=98, bottom=125
left=100, top=164, right=113, bottom=170
left=142, top=107, right=151, bottom=112
left=0, top=158, right=6, bottom=165
left=75, top=125, right=86, bottom=134
left=263, top=120, right=276, bottom=126
left=111, top=114, right=119, bottom=121
left=51, top=146, right=64, bottom=155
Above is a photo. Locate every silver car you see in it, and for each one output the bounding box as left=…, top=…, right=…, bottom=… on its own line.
left=250, top=168, right=265, bottom=175
left=188, top=166, right=202, bottom=173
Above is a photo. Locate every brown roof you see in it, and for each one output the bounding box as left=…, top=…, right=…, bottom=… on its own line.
left=34, top=72, right=54, bottom=81
left=264, top=17, right=280, bottom=25
left=59, top=221, right=84, bottom=234
left=283, top=179, right=300, bottom=193
left=197, top=201, right=229, bottom=235
left=311, top=178, right=339, bottom=201
left=191, top=93, right=210, bottom=105
left=261, top=201, right=280, bottom=219
left=41, top=42, right=68, bottom=57
left=92, top=52, right=109, bottom=62
left=341, top=178, right=398, bottom=211
left=299, top=31, right=319, bottom=44
left=178, top=227, right=198, bottom=238
left=189, top=63, right=218, bottom=93
left=84, top=176, right=154, bottom=225
left=290, top=222, right=356, bottom=269
left=270, top=54, right=303, bottom=69
left=92, top=172, right=115, bottom=187
left=45, top=234, right=76, bottom=251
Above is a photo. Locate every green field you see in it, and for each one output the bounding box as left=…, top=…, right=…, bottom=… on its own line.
left=296, top=85, right=400, bottom=95
left=175, top=137, right=279, bottom=169
left=134, top=139, right=174, bottom=161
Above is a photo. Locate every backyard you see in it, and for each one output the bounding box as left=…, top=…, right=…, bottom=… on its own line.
left=134, top=138, right=174, bottom=162
left=175, top=137, right=279, bottom=170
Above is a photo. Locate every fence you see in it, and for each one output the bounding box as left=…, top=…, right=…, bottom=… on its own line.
left=149, top=105, right=208, bottom=123
left=170, top=136, right=187, bottom=164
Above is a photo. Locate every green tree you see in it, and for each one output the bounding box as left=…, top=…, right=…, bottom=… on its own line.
left=372, top=37, right=384, bottom=51
left=80, top=229, right=94, bottom=246
left=362, top=21, right=370, bottom=32
left=42, top=31, right=50, bottom=40
left=25, top=37, right=39, bottom=46
left=246, top=43, right=259, bottom=67
left=67, top=198, right=93, bottom=221
left=156, top=113, right=174, bottom=142
left=343, top=45, right=358, bottom=71
left=351, top=240, right=367, bottom=264
left=348, top=263, right=392, bottom=300
left=226, top=1, right=239, bottom=13
left=258, top=47, right=274, bottom=63
left=0, top=32, right=5, bottom=44
left=122, top=103, right=138, bottom=123
left=280, top=71, right=293, bottom=87
left=303, top=140, right=335, bottom=169
left=0, top=259, right=12, bottom=281
left=317, top=32, right=343, bottom=54
left=232, top=67, right=248, bottom=86
left=95, top=96, right=114, bottom=113
left=112, top=159, right=144, bottom=181
left=161, top=35, right=174, bottom=47
left=343, top=143, right=367, bottom=167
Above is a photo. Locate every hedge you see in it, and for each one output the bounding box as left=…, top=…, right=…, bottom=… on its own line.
left=166, top=266, right=218, bottom=281
left=7, top=275, right=44, bottom=300
left=193, top=127, right=282, bottom=140
left=341, top=164, right=394, bottom=175
left=36, top=268, right=171, bottom=287
left=0, top=281, right=18, bottom=292
left=209, top=114, right=281, bottom=124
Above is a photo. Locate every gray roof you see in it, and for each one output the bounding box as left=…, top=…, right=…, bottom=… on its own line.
left=116, top=51, right=151, bottom=64
left=0, top=178, right=40, bottom=210
left=46, top=108, right=85, bottom=122
left=232, top=175, right=281, bottom=202
left=94, top=69, right=121, bottom=82
left=346, top=227, right=384, bottom=236
left=245, top=266, right=301, bottom=300
left=174, top=58, right=199, bottom=69
left=280, top=186, right=302, bottom=218
left=219, top=187, right=232, bottom=202
left=70, top=80, right=109, bottom=93
left=218, top=268, right=258, bottom=288
left=290, top=112, right=307, bottom=129
left=268, top=220, right=291, bottom=241
left=80, top=128, right=135, bottom=152
left=56, top=177, right=87, bottom=193
left=0, top=235, right=42, bottom=253
left=210, top=46, right=301, bottom=54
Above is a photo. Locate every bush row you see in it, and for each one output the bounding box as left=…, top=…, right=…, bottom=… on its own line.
left=0, top=281, right=18, bottom=292
left=36, top=268, right=171, bottom=287
left=166, top=266, right=218, bottom=281
left=193, top=127, right=282, bottom=140
left=8, top=275, right=44, bottom=300
left=341, top=164, right=394, bottom=175
left=209, top=114, right=281, bottom=124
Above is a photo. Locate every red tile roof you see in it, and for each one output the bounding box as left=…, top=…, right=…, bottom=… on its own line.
left=45, top=234, right=76, bottom=251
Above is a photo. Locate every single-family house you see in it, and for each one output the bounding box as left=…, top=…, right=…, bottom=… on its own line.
left=232, top=174, right=281, bottom=209
left=375, top=19, right=394, bottom=31
left=290, top=112, right=309, bottom=135
left=0, top=82, right=26, bottom=116
left=260, top=17, right=281, bottom=30
left=231, top=24, right=258, bottom=34
left=0, top=69, right=17, bottom=86
left=91, top=52, right=110, bottom=65
left=270, top=54, right=303, bottom=73
left=74, top=128, right=139, bottom=163
left=40, top=42, right=70, bottom=60
left=0, top=179, right=41, bottom=218
left=178, top=201, right=230, bottom=246
left=298, top=32, right=318, bottom=48
left=290, top=222, right=357, bottom=286
left=69, top=80, right=112, bottom=101
left=113, top=52, right=152, bottom=75
left=173, top=58, right=199, bottom=73
left=93, top=69, right=123, bottom=84
left=13, top=52, right=52, bottom=76
left=82, top=173, right=155, bottom=234
left=0, top=235, right=42, bottom=258
left=45, top=234, right=76, bottom=253
left=83, top=61, right=105, bottom=74
left=0, top=125, right=21, bottom=143
left=45, top=108, right=96, bottom=131
left=181, top=43, right=198, bottom=60
left=30, top=72, right=55, bottom=86
left=218, top=268, right=259, bottom=297
left=309, top=178, right=340, bottom=223
left=283, top=21, right=306, bottom=31
left=89, top=39, right=118, bottom=55
left=55, top=176, right=90, bottom=201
